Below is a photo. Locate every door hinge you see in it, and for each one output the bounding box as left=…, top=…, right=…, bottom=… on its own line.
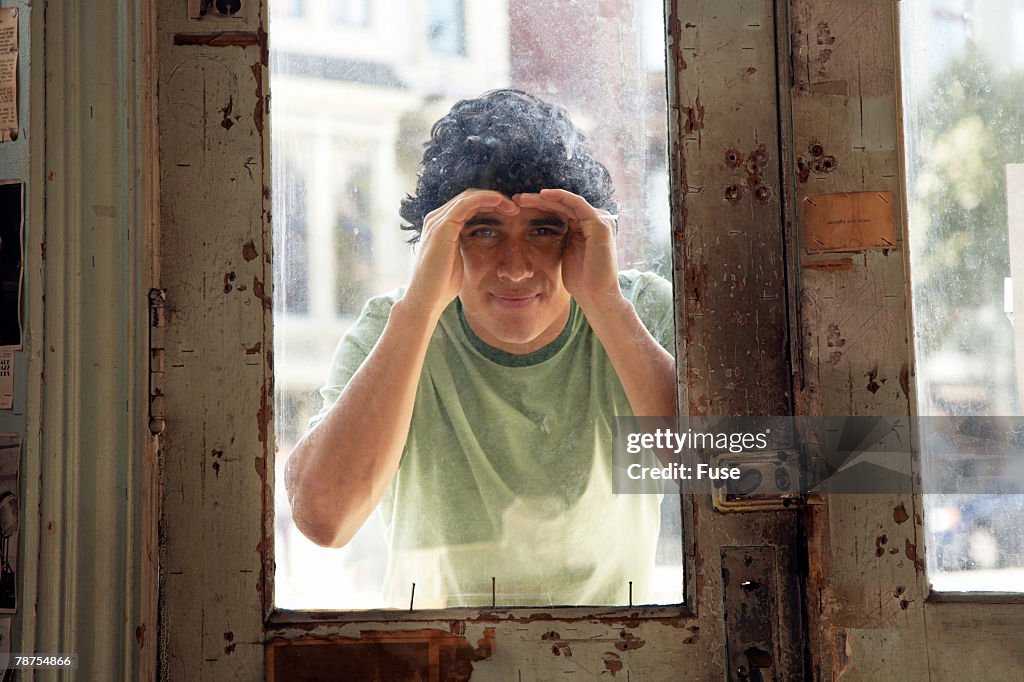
left=148, top=288, right=167, bottom=435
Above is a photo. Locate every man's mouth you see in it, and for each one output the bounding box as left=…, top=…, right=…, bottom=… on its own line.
left=490, top=292, right=540, bottom=309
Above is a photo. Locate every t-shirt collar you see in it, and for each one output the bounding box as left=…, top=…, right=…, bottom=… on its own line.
left=455, top=298, right=577, bottom=367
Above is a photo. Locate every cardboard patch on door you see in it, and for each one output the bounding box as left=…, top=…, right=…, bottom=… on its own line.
left=803, top=191, right=896, bottom=252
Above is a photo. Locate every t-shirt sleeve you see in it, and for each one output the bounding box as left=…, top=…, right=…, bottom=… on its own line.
left=618, top=270, right=677, bottom=356
left=307, top=293, right=397, bottom=431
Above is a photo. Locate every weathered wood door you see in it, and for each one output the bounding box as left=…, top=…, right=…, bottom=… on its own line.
left=788, top=0, right=1024, bottom=679
left=153, top=0, right=1024, bottom=679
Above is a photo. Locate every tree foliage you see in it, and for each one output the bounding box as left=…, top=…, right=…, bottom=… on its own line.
left=907, top=47, right=1024, bottom=412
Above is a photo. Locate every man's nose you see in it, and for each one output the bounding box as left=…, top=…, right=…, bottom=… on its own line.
left=495, top=241, right=533, bottom=282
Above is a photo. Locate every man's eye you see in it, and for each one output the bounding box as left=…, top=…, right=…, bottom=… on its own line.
left=466, top=227, right=497, bottom=238
left=533, top=226, right=565, bottom=237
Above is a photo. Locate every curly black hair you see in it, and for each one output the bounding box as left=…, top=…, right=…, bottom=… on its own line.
left=399, top=89, right=617, bottom=243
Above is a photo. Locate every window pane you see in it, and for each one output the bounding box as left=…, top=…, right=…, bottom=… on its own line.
left=329, top=0, right=369, bottom=27
left=273, top=130, right=312, bottom=316
left=426, top=0, right=465, bottom=55
left=269, top=0, right=303, bottom=19
left=272, top=0, right=678, bottom=609
left=901, top=0, right=1024, bottom=591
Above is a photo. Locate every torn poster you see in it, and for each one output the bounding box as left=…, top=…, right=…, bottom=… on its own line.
left=0, top=182, right=21, bottom=348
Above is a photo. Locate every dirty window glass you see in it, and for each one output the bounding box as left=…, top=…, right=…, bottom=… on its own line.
left=901, top=0, right=1024, bottom=591
left=271, top=0, right=679, bottom=609
left=426, top=0, right=465, bottom=55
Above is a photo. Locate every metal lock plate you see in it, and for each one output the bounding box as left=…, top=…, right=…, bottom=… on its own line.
left=711, top=449, right=803, bottom=512
left=722, top=546, right=779, bottom=682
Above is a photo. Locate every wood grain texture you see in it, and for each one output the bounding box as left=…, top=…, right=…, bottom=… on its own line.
left=787, top=1, right=930, bottom=679
left=671, top=0, right=805, bottom=679
left=157, top=1, right=271, bottom=679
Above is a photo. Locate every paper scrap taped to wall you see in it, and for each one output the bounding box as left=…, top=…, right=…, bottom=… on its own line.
left=0, top=352, right=11, bottom=410
left=803, top=191, right=897, bottom=253
left=0, top=9, right=18, bottom=143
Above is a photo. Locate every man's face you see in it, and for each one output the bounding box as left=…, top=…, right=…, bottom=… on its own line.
left=458, top=203, right=572, bottom=355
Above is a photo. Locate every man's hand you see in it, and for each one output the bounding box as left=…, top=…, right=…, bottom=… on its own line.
left=513, top=189, right=621, bottom=314
left=406, top=189, right=519, bottom=320
left=517, top=189, right=676, bottom=417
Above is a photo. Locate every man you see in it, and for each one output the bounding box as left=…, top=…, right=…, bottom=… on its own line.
left=285, top=89, right=676, bottom=608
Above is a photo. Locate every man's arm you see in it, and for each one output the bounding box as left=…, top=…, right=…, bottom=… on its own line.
left=581, top=293, right=677, bottom=417
left=284, top=189, right=521, bottom=548
left=516, top=189, right=677, bottom=417
left=284, top=299, right=435, bottom=548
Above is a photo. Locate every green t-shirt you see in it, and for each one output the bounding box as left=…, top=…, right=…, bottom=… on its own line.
left=312, top=270, right=675, bottom=608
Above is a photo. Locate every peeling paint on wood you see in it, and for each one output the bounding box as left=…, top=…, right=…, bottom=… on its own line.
left=899, top=363, right=910, bottom=399
left=159, top=1, right=272, bottom=677
left=789, top=1, right=931, bottom=679
left=257, top=383, right=271, bottom=444
left=682, top=96, right=705, bottom=135
left=603, top=651, right=624, bottom=675
left=242, top=239, right=258, bottom=261
left=250, top=62, right=265, bottom=135
left=614, top=629, right=646, bottom=652
left=669, top=2, right=804, bottom=679
left=832, top=628, right=849, bottom=679
left=252, top=275, right=271, bottom=309
left=904, top=540, right=924, bottom=574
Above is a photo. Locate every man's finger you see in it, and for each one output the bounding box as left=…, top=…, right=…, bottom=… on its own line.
left=516, top=191, right=615, bottom=239
left=448, top=191, right=518, bottom=222
left=512, top=193, right=578, bottom=222
left=537, top=188, right=603, bottom=218
left=426, top=190, right=519, bottom=241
